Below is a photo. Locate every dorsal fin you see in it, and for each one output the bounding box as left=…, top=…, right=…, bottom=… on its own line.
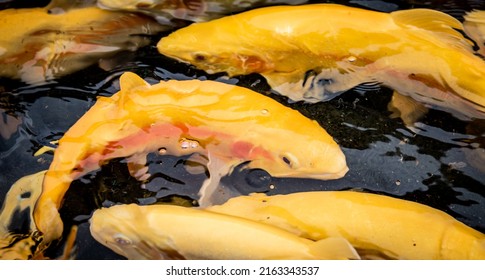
left=119, top=72, right=149, bottom=92
left=391, top=9, right=474, bottom=51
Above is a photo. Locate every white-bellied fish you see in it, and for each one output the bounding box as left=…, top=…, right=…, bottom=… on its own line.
left=208, top=191, right=485, bottom=260
left=158, top=4, right=485, bottom=120
left=34, top=71, right=347, bottom=244
left=89, top=203, right=359, bottom=259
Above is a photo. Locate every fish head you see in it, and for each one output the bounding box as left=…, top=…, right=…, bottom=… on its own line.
left=89, top=204, right=184, bottom=259
left=241, top=136, right=348, bottom=181
left=158, top=20, right=273, bottom=76
left=229, top=116, right=348, bottom=181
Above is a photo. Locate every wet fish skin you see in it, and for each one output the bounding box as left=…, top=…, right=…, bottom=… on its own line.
left=89, top=203, right=360, bottom=259
left=158, top=4, right=485, bottom=120
left=35, top=71, right=347, bottom=244
left=207, top=191, right=485, bottom=260
left=0, top=7, right=166, bottom=84
left=97, top=0, right=308, bottom=24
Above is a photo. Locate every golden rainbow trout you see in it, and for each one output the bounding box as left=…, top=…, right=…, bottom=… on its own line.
left=34, top=71, right=347, bottom=244
left=0, top=7, right=165, bottom=84
left=158, top=4, right=485, bottom=120
left=207, top=191, right=485, bottom=260
left=97, top=0, right=307, bottom=24
left=89, top=203, right=359, bottom=259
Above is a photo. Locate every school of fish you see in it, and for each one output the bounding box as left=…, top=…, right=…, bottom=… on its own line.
left=0, top=0, right=485, bottom=260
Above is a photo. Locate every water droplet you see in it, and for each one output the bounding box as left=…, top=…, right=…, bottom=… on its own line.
left=348, top=56, right=357, bottom=62
left=261, top=109, right=269, bottom=115
left=180, top=138, right=199, bottom=149
left=395, top=180, right=401, bottom=186
left=158, top=147, right=167, bottom=155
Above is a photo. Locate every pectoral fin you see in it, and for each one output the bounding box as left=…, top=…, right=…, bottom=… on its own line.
left=263, top=66, right=370, bottom=103
left=309, top=237, right=361, bottom=260
left=388, top=91, right=428, bottom=127
left=126, top=153, right=150, bottom=181
left=197, top=153, right=242, bottom=208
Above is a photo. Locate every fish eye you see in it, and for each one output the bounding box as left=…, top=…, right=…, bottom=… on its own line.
left=113, top=233, right=132, bottom=246
left=280, top=153, right=299, bottom=169
left=193, top=52, right=208, bottom=62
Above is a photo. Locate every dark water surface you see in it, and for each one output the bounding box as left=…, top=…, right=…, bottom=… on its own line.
left=1, top=0, right=485, bottom=259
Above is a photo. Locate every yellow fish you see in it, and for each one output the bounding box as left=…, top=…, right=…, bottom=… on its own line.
left=158, top=4, right=485, bottom=120
left=0, top=6, right=165, bottom=84
left=89, top=203, right=360, bottom=259
left=0, top=171, right=46, bottom=260
left=464, top=10, right=485, bottom=57
left=35, top=71, right=347, bottom=244
left=207, top=191, right=485, bottom=259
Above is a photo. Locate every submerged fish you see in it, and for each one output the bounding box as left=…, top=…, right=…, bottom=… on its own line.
left=0, top=6, right=165, bottom=84
left=89, top=203, right=359, bottom=259
left=207, top=191, right=485, bottom=260
left=34, top=71, right=347, bottom=244
left=158, top=4, right=485, bottom=120
left=97, top=0, right=307, bottom=24
left=464, top=10, right=485, bottom=57
left=0, top=171, right=46, bottom=260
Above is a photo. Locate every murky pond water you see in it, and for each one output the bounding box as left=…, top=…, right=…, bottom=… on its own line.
left=1, top=0, right=484, bottom=259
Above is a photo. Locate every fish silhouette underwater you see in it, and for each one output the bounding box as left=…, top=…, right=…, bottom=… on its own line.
left=34, top=71, right=347, bottom=246
left=0, top=6, right=165, bottom=84
left=158, top=4, right=485, bottom=120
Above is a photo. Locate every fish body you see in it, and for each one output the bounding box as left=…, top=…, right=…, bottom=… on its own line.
left=35, top=71, right=347, bottom=243
left=158, top=4, right=485, bottom=119
left=89, top=203, right=359, bottom=259
left=0, top=7, right=165, bottom=84
left=207, top=191, right=485, bottom=260
left=97, top=0, right=307, bottom=24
